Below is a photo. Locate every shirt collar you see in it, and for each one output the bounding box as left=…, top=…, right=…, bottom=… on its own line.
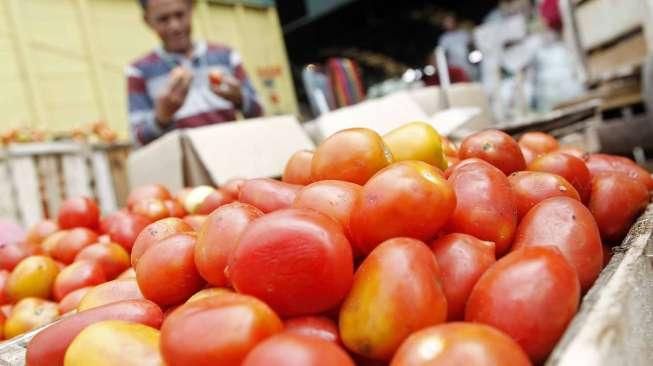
left=156, top=40, right=207, bottom=66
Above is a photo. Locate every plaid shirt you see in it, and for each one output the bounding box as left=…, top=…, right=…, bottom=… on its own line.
left=126, top=41, right=263, bottom=145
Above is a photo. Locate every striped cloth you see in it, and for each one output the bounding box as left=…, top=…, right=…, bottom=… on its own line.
left=126, top=41, right=263, bottom=145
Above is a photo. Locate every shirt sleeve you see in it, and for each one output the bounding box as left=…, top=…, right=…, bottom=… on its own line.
left=126, top=65, right=168, bottom=145
left=229, top=50, right=264, bottom=118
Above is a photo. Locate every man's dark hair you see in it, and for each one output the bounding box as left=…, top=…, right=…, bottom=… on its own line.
left=139, top=0, right=147, bottom=9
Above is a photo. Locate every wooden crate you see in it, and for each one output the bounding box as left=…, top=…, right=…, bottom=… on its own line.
left=0, top=142, right=131, bottom=227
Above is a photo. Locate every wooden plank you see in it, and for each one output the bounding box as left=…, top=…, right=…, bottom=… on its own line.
left=7, top=142, right=80, bottom=157
left=8, top=156, right=42, bottom=227
left=575, top=0, right=643, bottom=51
left=0, top=155, right=18, bottom=221
left=37, top=155, right=62, bottom=219
left=106, top=146, right=130, bottom=207
left=61, top=154, right=92, bottom=199
left=90, top=150, right=117, bottom=214
left=587, top=32, right=647, bottom=81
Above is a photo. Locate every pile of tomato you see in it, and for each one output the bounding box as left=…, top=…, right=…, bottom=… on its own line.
left=0, top=122, right=651, bottom=365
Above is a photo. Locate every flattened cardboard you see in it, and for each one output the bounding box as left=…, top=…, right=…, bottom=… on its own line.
left=407, top=86, right=445, bottom=116
left=127, top=130, right=185, bottom=192
left=446, top=83, right=493, bottom=122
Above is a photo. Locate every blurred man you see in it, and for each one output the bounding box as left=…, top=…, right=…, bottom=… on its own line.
left=127, top=0, right=263, bottom=145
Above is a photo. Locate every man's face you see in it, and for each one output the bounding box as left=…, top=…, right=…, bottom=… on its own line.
left=144, top=0, right=192, bottom=53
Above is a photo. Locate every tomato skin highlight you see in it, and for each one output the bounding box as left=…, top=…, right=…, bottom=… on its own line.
left=508, top=171, right=581, bottom=220
left=586, top=153, right=653, bottom=190
left=284, top=316, right=341, bottom=345
left=518, top=132, right=559, bottom=155
left=528, top=151, right=592, bottom=204
left=238, top=178, right=302, bottom=213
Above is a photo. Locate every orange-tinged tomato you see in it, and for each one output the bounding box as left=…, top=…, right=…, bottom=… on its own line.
left=283, top=150, right=314, bottom=185
left=195, top=202, right=263, bottom=286
left=164, top=199, right=186, bottom=218
left=25, top=220, right=58, bottom=247
left=238, top=178, right=301, bottom=213
left=58, top=287, right=92, bottom=314
left=465, top=246, right=580, bottom=363
left=51, top=228, right=99, bottom=264
left=459, top=129, right=526, bottom=175
left=41, top=231, right=68, bottom=257
left=221, top=178, right=245, bottom=199
left=382, top=121, right=448, bottom=170
left=186, top=287, right=233, bottom=303
left=195, top=189, right=235, bottom=215
left=0, top=270, right=9, bottom=305
left=160, top=293, right=283, bottom=366
left=182, top=186, right=216, bottom=214
left=101, top=210, right=151, bottom=252
left=131, top=198, right=169, bottom=222
left=242, top=333, right=355, bottom=366
left=4, top=298, right=59, bottom=339
left=182, top=215, right=207, bottom=230
left=63, top=320, right=164, bottom=366
left=520, top=143, right=538, bottom=166
left=390, top=322, right=532, bottom=366
left=53, top=260, right=107, bottom=301
left=57, top=197, right=100, bottom=231
left=284, top=316, right=341, bottom=345
left=127, top=184, right=172, bottom=209
left=131, top=218, right=193, bottom=267
left=75, top=242, right=130, bottom=280
left=208, top=69, right=223, bottom=85
left=350, top=161, right=456, bottom=255
left=508, top=171, right=581, bottom=219
left=528, top=151, right=592, bottom=204
left=77, top=278, right=144, bottom=311
left=311, top=128, right=393, bottom=184
left=7, top=256, right=60, bottom=301
left=586, top=153, right=653, bottom=190
left=0, top=242, right=28, bottom=271
left=339, top=238, right=447, bottom=361
left=518, top=131, right=559, bottom=155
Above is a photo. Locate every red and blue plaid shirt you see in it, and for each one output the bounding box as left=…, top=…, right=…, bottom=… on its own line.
left=126, top=41, right=263, bottom=145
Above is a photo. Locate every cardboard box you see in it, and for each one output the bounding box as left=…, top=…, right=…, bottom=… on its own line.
left=128, top=115, right=315, bottom=191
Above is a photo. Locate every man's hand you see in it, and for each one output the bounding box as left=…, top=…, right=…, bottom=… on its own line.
left=155, top=66, right=193, bottom=127
left=210, top=72, right=243, bottom=107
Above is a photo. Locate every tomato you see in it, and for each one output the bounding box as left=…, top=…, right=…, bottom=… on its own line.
left=136, top=233, right=204, bottom=307
left=446, top=155, right=460, bottom=168
left=350, top=161, right=456, bottom=254
left=131, top=217, right=193, bottom=267
left=0, top=309, right=4, bottom=340
left=520, top=143, right=538, bottom=166
left=512, top=196, right=603, bottom=292
left=6, top=256, right=60, bottom=301
left=242, top=333, right=354, bottom=366
left=292, top=180, right=362, bottom=242
left=284, top=316, right=341, bottom=345
left=77, top=278, right=144, bottom=311
left=221, top=178, right=245, bottom=199
left=208, top=69, right=223, bottom=85
left=390, top=322, right=532, bottom=366
left=1, top=304, right=11, bottom=318
left=589, top=172, right=649, bottom=243
left=339, top=238, right=447, bottom=360
left=283, top=150, right=314, bottom=185
left=586, top=153, right=653, bottom=190
left=57, top=197, right=100, bottom=231
left=183, top=215, right=207, bottom=230
left=430, top=233, right=496, bottom=320
left=0, top=270, right=9, bottom=305
left=164, top=199, right=186, bottom=218
left=508, top=171, right=580, bottom=219
left=160, top=293, right=283, bottom=366
left=442, top=136, right=458, bottom=157
left=557, top=146, right=588, bottom=160
left=127, top=184, right=172, bottom=209
left=465, top=246, right=580, bottom=363
left=195, top=189, right=235, bottom=215
left=186, top=288, right=233, bottom=303
left=229, top=208, right=353, bottom=317
left=0, top=242, right=28, bottom=271
left=459, top=129, right=526, bottom=175
left=181, top=186, right=216, bottom=214
left=63, top=320, right=164, bottom=366
left=25, top=220, right=58, bottom=247
left=101, top=210, right=151, bottom=252
left=51, top=227, right=99, bottom=264
left=131, top=198, right=169, bottom=222
left=58, top=287, right=92, bottom=314
left=75, top=242, right=130, bottom=280
left=446, top=159, right=517, bottom=256
left=238, top=178, right=301, bottom=213
left=518, top=132, right=559, bottom=155
left=195, top=202, right=263, bottom=286
left=4, top=298, right=59, bottom=339
left=41, top=231, right=68, bottom=257
left=382, top=121, right=447, bottom=170
left=311, top=128, right=393, bottom=184
left=528, top=151, right=592, bottom=204
left=53, top=260, right=106, bottom=301
left=26, top=299, right=163, bottom=366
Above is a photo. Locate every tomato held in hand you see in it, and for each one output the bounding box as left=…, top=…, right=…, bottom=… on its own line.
left=58, top=197, right=100, bottom=231
left=339, top=238, right=447, bottom=361
left=242, top=333, right=355, bottom=366
left=459, top=129, right=526, bottom=175
left=127, top=184, right=172, bottom=209
left=131, top=218, right=193, bottom=267
left=508, top=171, right=580, bottom=219
left=382, top=121, right=448, bottom=170
left=239, top=178, right=302, bottom=213
left=518, top=131, right=559, bottom=155
left=465, top=246, right=580, bottom=363
left=283, top=150, right=314, bottom=185
left=350, top=161, right=456, bottom=255
left=528, top=151, right=592, bottom=204
left=77, top=278, right=144, bottom=311
left=51, top=227, right=99, bottom=264
left=284, top=316, right=341, bottom=345
left=53, top=260, right=107, bottom=301
left=75, top=242, right=130, bottom=280
left=101, top=210, right=151, bottom=252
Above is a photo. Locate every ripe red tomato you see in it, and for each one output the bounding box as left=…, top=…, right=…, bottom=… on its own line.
left=238, top=178, right=302, bottom=213
left=77, top=278, right=144, bottom=312
left=127, top=184, right=172, bottom=209
left=430, top=233, right=496, bottom=320
left=311, top=128, right=393, bottom=184
left=221, top=178, right=245, bottom=199
left=349, top=161, right=456, bottom=255
left=242, top=333, right=355, bottom=366
left=57, top=287, right=92, bottom=314
left=229, top=208, right=353, bottom=317
left=465, top=246, right=580, bottom=363
left=528, top=151, right=592, bottom=204
left=519, top=143, right=538, bottom=166
left=131, top=217, right=193, bottom=267
left=508, top=171, right=580, bottom=219
left=53, top=260, right=107, bottom=301
left=195, top=202, right=263, bottom=286
left=512, top=196, right=603, bottom=292
left=445, top=159, right=517, bottom=256
left=390, top=323, right=532, bottom=366
left=58, top=197, right=100, bottom=231
left=208, top=69, right=223, bottom=85
left=589, top=172, right=649, bottom=243
left=135, top=233, right=204, bottom=307
left=339, top=238, right=447, bottom=360
left=51, top=228, right=99, bottom=264
left=518, top=131, right=559, bottom=155
left=586, top=153, right=653, bottom=190
left=195, top=189, right=234, bottom=215
left=0, top=242, right=28, bottom=271
left=459, top=129, right=526, bottom=175
left=75, top=242, right=130, bottom=280
left=283, top=150, right=314, bottom=185
left=284, top=316, right=341, bottom=345
left=101, top=210, right=151, bottom=252
left=160, top=293, right=283, bottom=366
left=130, top=198, right=169, bottom=222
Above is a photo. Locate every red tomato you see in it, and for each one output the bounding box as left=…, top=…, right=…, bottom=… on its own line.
left=130, top=198, right=169, bottom=222
left=430, top=233, right=496, bottom=320
left=229, top=208, right=353, bottom=317
left=520, top=143, right=538, bottom=166
left=238, top=178, right=302, bottom=213
left=508, top=171, right=580, bottom=219
left=311, top=128, right=393, bottom=184
left=0, top=270, right=9, bottom=305
left=446, top=159, right=517, bottom=256
left=465, top=246, right=580, bottom=363
left=518, top=132, right=559, bottom=155
left=136, top=233, right=204, bottom=307
left=292, top=180, right=362, bottom=242
left=0, top=242, right=28, bottom=271
left=283, top=150, right=314, bottom=185
left=57, top=286, right=92, bottom=314
left=77, top=278, right=144, bottom=312
left=160, top=293, right=283, bottom=366
left=459, top=129, right=526, bottom=175
left=528, top=151, right=592, bottom=204
left=25, top=220, right=58, bottom=247
left=586, top=153, right=653, bottom=190
left=557, top=146, right=588, bottom=160
left=589, top=172, right=649, bottom=243
left=127, top=184, right=172, bottom=209
left=51, top=228, right=99, bottom=264
left=53, top=260, right=107, bottom=301
left=75, top=242, right=130, bottom=280
left=57, top=197, right=100, bottom=231
left=221, top=178, right=245, bottom=199
left=242, top=333, right=354, bottom=366
left=164, top=199, right=186, bottom=218
left=208, top=69, right=223, bottom=85
left=195, top=202, right=263, bottom=286
left=102, top=210, right=151, bottom=252
left=350, top=161, right=456, bottom=255
left=131, top=217, right=193, bottom=267
left=284, top=316, right=341, bottom=345
left=195, top=189, right=235, bottom=215
left=512, top=196, right=603, bottom=292
left=391, top=322, right=532, bottom=366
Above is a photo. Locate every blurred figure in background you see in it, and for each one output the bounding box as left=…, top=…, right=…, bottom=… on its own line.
left=437, top=13, right=475, bottom=81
